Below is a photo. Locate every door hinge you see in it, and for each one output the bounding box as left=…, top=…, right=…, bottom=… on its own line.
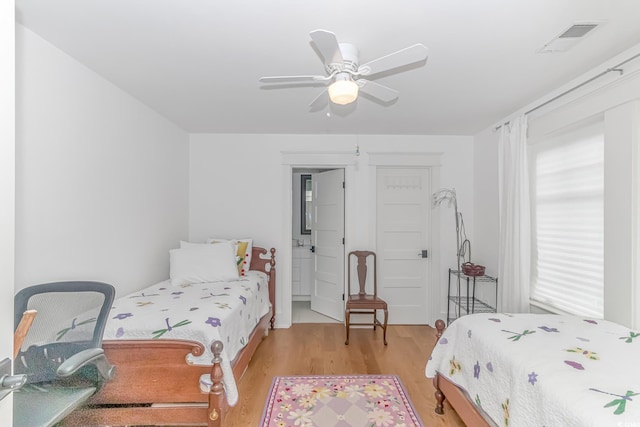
left=342, top=293, right=345, bottom=301
left=342, top=181, right=345, bottom=189
left=342, top=237, right=345, bottom=244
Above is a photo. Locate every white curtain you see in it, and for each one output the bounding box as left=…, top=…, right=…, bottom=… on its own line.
left=498, top=115, right=531, bottom=313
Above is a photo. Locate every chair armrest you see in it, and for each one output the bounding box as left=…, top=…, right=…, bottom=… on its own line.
left=57, top=348, right=116, bottom=380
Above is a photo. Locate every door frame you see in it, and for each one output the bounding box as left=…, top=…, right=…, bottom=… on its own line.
left=1, top=0, right=16, bottom=420
left=280, top=152, right=357, bottom=328
left=368, top=152, right=443, bottom=325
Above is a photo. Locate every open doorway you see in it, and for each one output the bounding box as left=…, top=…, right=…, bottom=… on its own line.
left=291, top=168, right=344, bottom=324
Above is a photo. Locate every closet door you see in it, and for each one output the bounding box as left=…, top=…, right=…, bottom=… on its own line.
left=376, top=167, right=431, bottom=324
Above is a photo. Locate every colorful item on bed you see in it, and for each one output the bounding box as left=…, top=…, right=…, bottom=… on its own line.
left=425, top=313, right=640, bottom=427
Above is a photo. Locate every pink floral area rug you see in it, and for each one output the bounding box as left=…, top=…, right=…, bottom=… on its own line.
left=259, top=374, right=424, bottom=427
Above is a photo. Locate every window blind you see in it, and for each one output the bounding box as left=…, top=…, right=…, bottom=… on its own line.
left=530, top=122, right=604, bottom=318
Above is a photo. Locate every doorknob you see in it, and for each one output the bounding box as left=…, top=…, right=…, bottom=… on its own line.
left=310, top=245, right=315, bottom=253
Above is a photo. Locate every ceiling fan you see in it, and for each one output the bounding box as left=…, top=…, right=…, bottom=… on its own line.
left=259, top=29, right=428, bottom=109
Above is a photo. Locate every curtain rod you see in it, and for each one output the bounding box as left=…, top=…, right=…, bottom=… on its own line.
left=495, top=51, right=640, bottom=131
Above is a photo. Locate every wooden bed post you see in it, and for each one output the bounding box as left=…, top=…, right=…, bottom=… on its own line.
left=269, top=248, right=276, bottom=330
left=433, top=319, right=446, bottom=415
left=433, top=375, right=445, bottom=414
left=208, top=340, right=225, bottom=427
left=435, top=319, right=446, bottom=340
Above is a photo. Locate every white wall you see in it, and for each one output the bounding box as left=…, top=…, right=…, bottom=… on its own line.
left=603, top=101, right=639, bottom=327
left=15, top=25, right=190, bottom=297
left=472, top=127, right=500, bottom=276
left=0, top=1, right=15, bottom=422
left=189, top=134, right=475, bottom=327
left=470, top=127, right=501, bottom=309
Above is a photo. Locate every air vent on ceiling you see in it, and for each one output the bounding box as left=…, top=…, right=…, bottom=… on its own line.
left=537, top=22, right=603, bottom=53
left=559, top=24, right=598, bottom=39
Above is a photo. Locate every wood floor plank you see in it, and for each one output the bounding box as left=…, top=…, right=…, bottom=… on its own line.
left=226, top=323, right=465, bottom=427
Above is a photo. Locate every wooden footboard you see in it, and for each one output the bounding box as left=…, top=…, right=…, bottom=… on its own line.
left=432, top=319, right=495, bottom=427
left=63, top=246, right=276, bottom=427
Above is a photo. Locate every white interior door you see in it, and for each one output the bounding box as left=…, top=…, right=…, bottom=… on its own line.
left=376, top=167, right=431, bottom=324
left=310, top=169, right=345, bottom=321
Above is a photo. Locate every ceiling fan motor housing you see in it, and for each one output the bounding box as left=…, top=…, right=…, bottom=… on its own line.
left=336, top=43, right=360, bottom=74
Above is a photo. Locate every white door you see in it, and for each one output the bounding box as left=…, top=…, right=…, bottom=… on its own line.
left=376, top=167, right=431, bottom=324
left=0, top=3, right=15, bottom=421
left=310, top=169, right=345, bottom=321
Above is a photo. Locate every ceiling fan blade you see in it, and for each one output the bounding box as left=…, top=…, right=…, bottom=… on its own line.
left=357, top=79, right=399, bottom=103
left=309, top=89, right=328, bottom=111
left=310, top=29, right=344, bottom=67
left=259, top=75, right=330, bottom=84
left=359, top=44, right=428, bottom=77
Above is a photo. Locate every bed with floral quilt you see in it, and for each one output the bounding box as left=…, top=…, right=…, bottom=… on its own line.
left=425, top=313, right=640, bottom=427
left=66, top=244, right=276, bottom=427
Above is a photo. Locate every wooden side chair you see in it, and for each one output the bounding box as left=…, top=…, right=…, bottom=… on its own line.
left=345, top=250, right=388, bottom=345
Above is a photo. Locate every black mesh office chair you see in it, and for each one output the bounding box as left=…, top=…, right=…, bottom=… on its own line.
left=13, top=281, right=116, bottom=427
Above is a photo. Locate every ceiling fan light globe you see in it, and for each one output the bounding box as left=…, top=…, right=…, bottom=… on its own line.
left=328, top=80, right=359, bottom=105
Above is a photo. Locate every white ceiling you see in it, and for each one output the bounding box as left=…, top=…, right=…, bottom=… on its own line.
left=15, top=0, right=640, bottom=135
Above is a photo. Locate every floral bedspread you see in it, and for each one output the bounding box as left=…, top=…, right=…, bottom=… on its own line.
left=103, top=270, right=271, bottom=405
left=425, top=313, right=640, bottom=427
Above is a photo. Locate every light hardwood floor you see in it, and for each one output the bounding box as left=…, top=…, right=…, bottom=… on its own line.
left=226, top=323, right=465, bottom=426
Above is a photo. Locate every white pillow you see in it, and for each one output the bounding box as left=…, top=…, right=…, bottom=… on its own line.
left=206, top=238, right=254, bottom=276
left=170, top=240, right=239, bottom=286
